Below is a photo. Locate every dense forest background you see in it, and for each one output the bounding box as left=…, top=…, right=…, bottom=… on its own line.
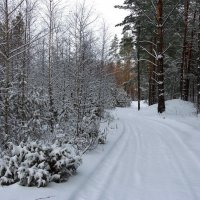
left=0, top=0, right=133, bottom=187
left=0, top=0, right=132, bottom=149
left=115, top=0, right=200, bottom=113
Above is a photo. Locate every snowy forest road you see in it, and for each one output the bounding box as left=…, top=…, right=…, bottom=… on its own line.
left=1, top=100, right=200, bottom=200
left=68, top=103, right=200, bottom=200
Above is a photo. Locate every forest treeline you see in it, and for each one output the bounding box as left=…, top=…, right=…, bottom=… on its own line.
left=115, top=0, right=200, bottom=113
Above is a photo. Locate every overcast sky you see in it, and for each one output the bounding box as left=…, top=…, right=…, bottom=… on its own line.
left=67, top=0, right=129, bottom=38
left=87, top=0, right=128, bottom=37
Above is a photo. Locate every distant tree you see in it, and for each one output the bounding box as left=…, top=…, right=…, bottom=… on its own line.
left=109, top=34, right=120, bottom=62
left=119, top=32, right=135, bottom=99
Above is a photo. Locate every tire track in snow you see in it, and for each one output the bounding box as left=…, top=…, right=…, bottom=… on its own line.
left=128, top=121, right=142, bottom=187
left=95, top=120, right=142, bottom=200
left=157, top=130, right=199, bottom=199
left=68, top=120, right=131, bottom=200
left=145, top=117, right=200, bottom=168
left=143, top=117, right=200, bottom=199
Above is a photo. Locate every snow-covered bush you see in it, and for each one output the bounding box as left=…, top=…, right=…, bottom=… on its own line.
left=98, top=133, right=107, bottom=144
left=3, top=87, right=50, bottom=146
left=73, top=108, right=101, bottom=151
left=111, top=87, right=131, bottom=107
left=18, top=166, right=50, bottom=187
left=0, top=141, right=82, bottom=187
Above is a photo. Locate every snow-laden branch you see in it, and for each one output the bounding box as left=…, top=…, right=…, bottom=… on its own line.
left=0, top=50, right=7, bottom=60
left=8, top=0, right=26, bottom=17
left=151, top=77, right=159, bottom=84
left=163, top=44, right=172, bottom=54
left=153, top=49, right=157, bottom=58
left=8, top=34, right=48, bottom=61
left=142, top=11, right=156, bottom=26
left=138, top=59, right=157, bottom=66
left=162, top=0, right=181, bottom=27
left=0, top=42, right=6, bottom=46
left=150, top=0, right=156, bottom=12
left=139, top=40, right=157, bottom=47
left=153, top=71, right=164, bottom=76
left=140, top=45, right=156, bottom=59
left=10, top=31, right=47, bottom=55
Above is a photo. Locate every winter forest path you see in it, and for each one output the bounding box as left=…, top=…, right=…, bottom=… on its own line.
left=1, top=100, right=200, bottom=200
left=69, top=101, right=200, bottom=200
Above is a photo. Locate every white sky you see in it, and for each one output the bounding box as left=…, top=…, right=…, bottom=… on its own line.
left=88, top=0, right=128, bottom=37
left=67, top=0, right=129, bottom=38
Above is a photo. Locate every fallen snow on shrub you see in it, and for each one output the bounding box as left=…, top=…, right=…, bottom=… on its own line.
left=0, top=141, right=82, bottom=187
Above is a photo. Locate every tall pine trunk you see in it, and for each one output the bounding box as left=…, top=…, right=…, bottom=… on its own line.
left=148, top=38, right=156, bottom=105
left=186, top=8, right=197, bottom=102
left=181, top=0, right=189, bottom=101
left=137, top=22, right=141, bottom=110
left=156, top=0, right=165, bottom=113
left=197, top=5, right=200, bottom=113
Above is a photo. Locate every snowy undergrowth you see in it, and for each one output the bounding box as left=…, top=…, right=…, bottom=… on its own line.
left=0, top=141, right=82, bottom=187
left=0, top=110, right=114, bottom=188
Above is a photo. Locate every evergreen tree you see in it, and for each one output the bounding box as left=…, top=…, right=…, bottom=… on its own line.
left=115, top=0, right=200, bottom=112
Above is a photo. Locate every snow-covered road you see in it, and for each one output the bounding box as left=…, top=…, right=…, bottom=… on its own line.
left=1, top=100, right=200, bottom=200
left=69, top=102, right=200, bottom=200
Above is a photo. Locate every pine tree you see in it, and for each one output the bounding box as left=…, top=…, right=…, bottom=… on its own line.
left=115, top=0, right=196, bottom=112
left=119, top=33, right=135, bottom=99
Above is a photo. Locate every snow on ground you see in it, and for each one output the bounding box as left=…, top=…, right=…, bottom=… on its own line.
left=1, top=99, right=200, bottom=200
left=131, top=100, right=148, bottom=108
